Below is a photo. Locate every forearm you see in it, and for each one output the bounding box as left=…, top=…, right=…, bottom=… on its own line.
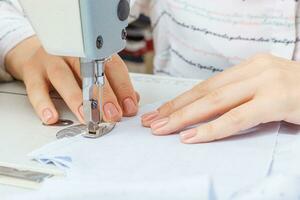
left=0, top=1, right=35, bottom=82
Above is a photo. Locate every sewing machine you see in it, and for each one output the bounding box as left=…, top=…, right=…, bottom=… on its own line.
left=19, top=0, right=130, bottom=137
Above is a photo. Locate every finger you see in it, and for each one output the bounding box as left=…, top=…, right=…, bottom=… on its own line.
left=105, top=54, right=138, bottom=117
left=142, top=58, right=264, bottom=125
left=101, top=76, right=123, bottom=122
left=24, top=72, right=59, bottom=124
left=64, top=57, right=82, bottom=86
left=65, top=57, right=141, bottom=102
left=141, top=88, right=201, bottom=127
left=180, top=100, right=271, bottom=144
left=65, top=56, right=126, bottom=122
left=46, top=58, right=84, bottom=123
left=150, top=78, right=259, bottom=135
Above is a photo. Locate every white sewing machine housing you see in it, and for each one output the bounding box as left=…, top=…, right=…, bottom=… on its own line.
left=19, top=0, right=129, bottom=60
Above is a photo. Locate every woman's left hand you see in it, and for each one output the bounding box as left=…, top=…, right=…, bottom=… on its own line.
left=142, top=54, right=300, bottom=144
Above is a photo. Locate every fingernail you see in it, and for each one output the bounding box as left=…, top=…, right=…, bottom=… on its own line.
left=42, top=108, right=53, bottom=123
left=104, top=103, right=120, bottom=120
left=78, top=105, right=85, bottom=123
left=142, top=111, right=159, bottom=121
left=180, top=129, right=197, bottom=141
left=123, top=98, right=137, bottom=115
left=151, top=117, right=169, bottom=131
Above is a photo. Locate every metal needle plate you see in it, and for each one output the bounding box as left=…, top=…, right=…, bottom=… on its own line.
left=43, top=119, right=74, bottom=127
left=56, top=124, right=86, bottom=139
left=56, top=123, right=116, bottom=139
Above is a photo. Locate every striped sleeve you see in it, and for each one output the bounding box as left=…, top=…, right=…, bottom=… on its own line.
left=0, top=0, right=35, bottom=82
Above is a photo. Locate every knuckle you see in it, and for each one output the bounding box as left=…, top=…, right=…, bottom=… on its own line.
left=117, top=81, right=133, bottom=95
left=203, top=123, right=218, bottom=141
left=206, top=89, right=224, bottom=105
left=171, top=109, right=184, bottom=120
left=192, top=84, right=209, bottom=97
left=23, top=62, right=36, bottom=72
left=226, top=110, right=244, bottom=127
left=22, top=64, right=43, bottom=81
left=66, top=92, right=82, bottom=104
left=108, top=64, right=129, bottom=74
left=264, top=68, right=287, bottom=82
left=46, top=62, right=65, bottom=77
left=26, top=81, right=47, bottom=94
left=159, top=100, right=176, bottom=115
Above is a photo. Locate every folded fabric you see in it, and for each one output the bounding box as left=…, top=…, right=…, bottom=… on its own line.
left=34, top=155, right=72, bottom=170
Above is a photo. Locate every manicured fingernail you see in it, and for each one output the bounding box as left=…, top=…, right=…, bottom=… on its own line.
left=151, top=117, right=169, bottom=131
left=42, top=108, right=53, bottom=123
left=123, top=98, right=137, bottom=115
left=142, top=111, right=159, bottom=121
left=104, top=103, right=120, bottom=120
left=78, top=105, right=85, bottom=123
left=180, top=129, right=197, bottom=141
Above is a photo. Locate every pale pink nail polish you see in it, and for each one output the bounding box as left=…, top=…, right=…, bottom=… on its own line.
left=180, top=129, right=197, bottom=141
left=151, top=117, right=169, bottom=130
left=42, top=108, right=53, bottom=123
left=142, top=111, right=159, bottom=121
left=104, top=103, right=120, bottom=120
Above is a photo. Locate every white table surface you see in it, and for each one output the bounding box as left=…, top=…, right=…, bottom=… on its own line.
left=0, top=73, right=299, bottom=197
left=0, top=73, right=199, bottom=195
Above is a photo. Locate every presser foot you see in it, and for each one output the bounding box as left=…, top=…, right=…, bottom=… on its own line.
left=82, top=122, right=116, bottom=138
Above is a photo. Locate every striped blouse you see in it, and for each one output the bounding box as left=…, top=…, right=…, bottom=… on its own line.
left=1, top=0, right=299, bottom=81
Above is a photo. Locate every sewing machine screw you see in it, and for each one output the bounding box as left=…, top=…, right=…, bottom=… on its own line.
left=91, top=100, right=98, bottom=109
left=121, top=29, right=127, bottom=40
left=96, top=35, right=103, bottom=49
left=117, top=0, right=130, bottom=21
left=43, top=119, right=74, bottom=127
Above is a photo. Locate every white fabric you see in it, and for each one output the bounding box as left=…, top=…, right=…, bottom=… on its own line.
left=231, top=174, right=300, bottom=200
left=4, top=176, right=213, bottom=200
left=1, top=0, right=300, bottom=81
left=23, top=103, right=281, bottom=199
